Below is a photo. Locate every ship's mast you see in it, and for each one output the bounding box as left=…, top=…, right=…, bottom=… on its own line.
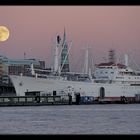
left=54, top=34, right=61, bottom=74
left=53, top=29, right=71, bottom=75
left=83, top=46, right=93, bottom=80
left=31, top=63, right=35, bottom=75
left=84, top=46, right=89, bottom=75
left=83, top=45, right=91, bottom=75
left=124, top=54, right=128, bottom=66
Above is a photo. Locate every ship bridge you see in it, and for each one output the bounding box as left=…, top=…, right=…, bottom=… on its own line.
left=94, top=62, right=140, bottom=84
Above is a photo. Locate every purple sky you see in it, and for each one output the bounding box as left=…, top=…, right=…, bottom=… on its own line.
left=0, top=6, right=140, bottom=71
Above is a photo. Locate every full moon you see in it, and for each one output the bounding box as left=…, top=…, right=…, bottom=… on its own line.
left=0, top=26, right=10, bottom=41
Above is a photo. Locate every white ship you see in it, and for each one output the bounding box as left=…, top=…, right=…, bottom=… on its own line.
left=10, top=31, right=140, bottom=102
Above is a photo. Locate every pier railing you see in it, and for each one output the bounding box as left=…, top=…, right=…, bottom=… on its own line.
left=0, top=95, right=69, bottom=106
left=0, top=95, right=139, bottom=106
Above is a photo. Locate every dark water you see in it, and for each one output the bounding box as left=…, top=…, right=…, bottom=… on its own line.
left=0, top=104, right=140, bottom=134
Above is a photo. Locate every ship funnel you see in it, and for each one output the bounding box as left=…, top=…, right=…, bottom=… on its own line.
left=124, top=54, right=128, bottom=66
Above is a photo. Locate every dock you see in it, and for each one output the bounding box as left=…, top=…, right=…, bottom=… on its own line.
left=0, top=94, right=140, bottom=107
left=0, top=95, right=70, bottom=107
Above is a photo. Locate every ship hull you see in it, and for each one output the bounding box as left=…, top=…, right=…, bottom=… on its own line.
left=10, top=75, right=140, bottom=101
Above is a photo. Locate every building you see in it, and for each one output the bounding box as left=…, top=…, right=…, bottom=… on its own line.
left=0, top=55, right=45, bottom=84
left=60, top=29, right=70, bottom=73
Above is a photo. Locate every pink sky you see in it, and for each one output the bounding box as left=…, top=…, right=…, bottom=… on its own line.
left=0, top=6, right=140, bottom=71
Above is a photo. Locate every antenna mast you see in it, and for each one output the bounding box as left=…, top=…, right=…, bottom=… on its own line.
left=108, top=49, right=116, bottom=63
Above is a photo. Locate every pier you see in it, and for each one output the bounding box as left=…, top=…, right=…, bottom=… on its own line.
left=0, top=95, right=71, bottom=107
left=0, top=95, right=139, bottom=107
